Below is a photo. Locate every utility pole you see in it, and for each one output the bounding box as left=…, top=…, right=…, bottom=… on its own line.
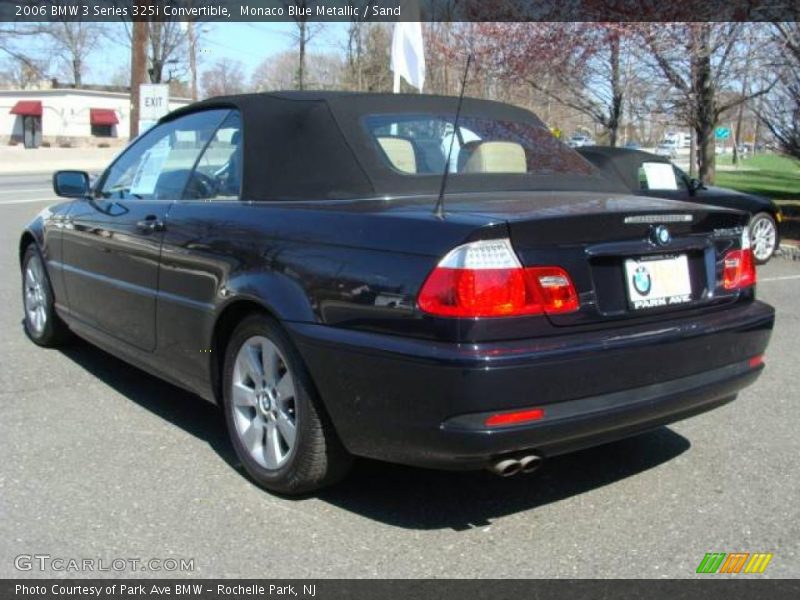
left=130, top=6, right=148, bottom=139
left=188, top=20, right=198, bottom=101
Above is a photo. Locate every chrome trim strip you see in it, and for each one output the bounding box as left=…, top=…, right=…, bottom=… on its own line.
left=624, top=214, right=693, bottom=224
left=55, top=261, right=214, bottom=312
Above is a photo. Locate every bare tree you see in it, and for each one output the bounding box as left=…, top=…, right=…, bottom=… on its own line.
left=251, top=50, right=345, bottom=91
left=0, top=26, right=51, bottom=84
left=757, top=23, right=800, bottom=159
left=642, top=23, right=775, bottom=183
left=147, top=21, right=187, bottom=83
left=442, top=23, right=644, bottom=146
left=343, top=1, right=376, bottom=91
left=39, top=22, right=101, bottom=86
left=283, top=1, right=324, bottom=90
left=201, top=58, right=246, bottom=98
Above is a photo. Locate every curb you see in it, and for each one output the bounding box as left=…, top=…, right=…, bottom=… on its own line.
left=775, top=243, right=800, bottom=261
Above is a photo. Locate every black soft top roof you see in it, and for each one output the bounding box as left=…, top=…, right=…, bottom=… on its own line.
left=163, top=91, right=624, bottom=201
left=577, top=146, right=673, bottom=192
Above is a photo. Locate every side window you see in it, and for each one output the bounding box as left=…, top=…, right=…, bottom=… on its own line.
left=639, top=161, right=680, bottom=191
left=184, top=112, right=242, bottom=200
left=98, top=109, right=230, bottom=201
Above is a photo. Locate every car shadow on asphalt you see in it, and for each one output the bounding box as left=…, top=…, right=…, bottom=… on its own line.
left=58, top=336, right=691, bottom=532
left=57, top=337, right=238, bottom=469
left=320, top=429, right=690, bottom=531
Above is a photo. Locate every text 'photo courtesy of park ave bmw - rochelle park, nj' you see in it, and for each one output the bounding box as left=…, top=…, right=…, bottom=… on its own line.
left=0, top=0, right=799, bottom=597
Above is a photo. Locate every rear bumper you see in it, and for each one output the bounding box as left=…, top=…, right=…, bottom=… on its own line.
left=289, top=300, right=774, bottom=470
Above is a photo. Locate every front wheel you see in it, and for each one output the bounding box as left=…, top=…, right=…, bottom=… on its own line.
left=222, top=314, right=352, bottom=495
left=750, top=212, right=778, bottom=264
left=21, top=244, right=72, bottom=347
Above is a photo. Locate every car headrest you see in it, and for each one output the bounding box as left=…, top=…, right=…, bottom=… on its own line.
left=461, top=141, right=527, bottom=174
left=376, top=136, right=417, bottom=174
left=230, top=130, right=241, bottom=146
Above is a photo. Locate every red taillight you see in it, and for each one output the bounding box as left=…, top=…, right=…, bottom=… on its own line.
left=530, top=267, right=580, bottom=314
left=749, top=354, right=764, bottom=368
left=417, top=239, right=579, bottom=318
left=485, top=408, right=545, bottom=427
left=722, top=248, right=756, bottom=290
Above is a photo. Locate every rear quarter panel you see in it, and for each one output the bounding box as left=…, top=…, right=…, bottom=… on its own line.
left=156, top=199, right=499, bottom=394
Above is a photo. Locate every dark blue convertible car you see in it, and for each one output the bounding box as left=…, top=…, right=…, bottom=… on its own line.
left=20, top=92, right=774, bottom=493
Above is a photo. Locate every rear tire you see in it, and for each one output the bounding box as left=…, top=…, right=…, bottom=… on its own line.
left=21, top=244, right=72, bottom=347
left=222, top=313, right=352, bottom=495
left=750, top=212, right=778, bottom=264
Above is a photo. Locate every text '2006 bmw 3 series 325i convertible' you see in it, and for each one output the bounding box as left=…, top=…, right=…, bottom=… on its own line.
left=20, top=92, right=774, bottom=494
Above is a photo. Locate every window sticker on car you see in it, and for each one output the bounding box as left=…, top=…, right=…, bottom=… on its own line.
left=130, top=138, right=171, bottom=195
left=642, top=162, right=679, bottom=191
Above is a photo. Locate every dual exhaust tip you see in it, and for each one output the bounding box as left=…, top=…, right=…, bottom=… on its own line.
left=487, top=453, right=543, bottom=477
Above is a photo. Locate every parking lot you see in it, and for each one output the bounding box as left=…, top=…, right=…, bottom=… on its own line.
left=1, top=172, right=798, bottom=578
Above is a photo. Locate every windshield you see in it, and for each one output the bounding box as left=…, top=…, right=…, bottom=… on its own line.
left=364, top=113, right=595, bottom=177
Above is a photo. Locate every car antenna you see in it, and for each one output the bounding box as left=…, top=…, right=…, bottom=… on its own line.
left=433, top=53, right=472, bottom=219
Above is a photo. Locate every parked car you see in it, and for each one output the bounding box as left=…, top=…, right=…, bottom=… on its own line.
left=567, top=133, right=594, bottom=148
left=578, top=146, right=782, bottom=262
left=654, top=139, right=679, bottom=158
left=20, top=92, right=774, bottom=494
left=623, top=141, right=641, bottom=150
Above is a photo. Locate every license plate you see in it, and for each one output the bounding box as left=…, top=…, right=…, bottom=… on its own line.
left=624, top=254, right=692, bottom=310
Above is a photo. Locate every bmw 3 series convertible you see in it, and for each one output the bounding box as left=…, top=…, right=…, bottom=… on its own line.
left=20, top=92, right=774, bottom=494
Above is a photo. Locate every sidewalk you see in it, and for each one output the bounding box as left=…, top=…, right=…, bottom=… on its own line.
left=0, top=145, right=122, bottom=175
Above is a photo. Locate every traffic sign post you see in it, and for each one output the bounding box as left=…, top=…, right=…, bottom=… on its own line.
left=715, top=127, right=731, bottom=154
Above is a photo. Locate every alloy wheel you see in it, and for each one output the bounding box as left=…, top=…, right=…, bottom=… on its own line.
left=230, top=335, right=298, bottom=470
left=751, top=216, right=777, bottom=262
left=24, top=253, right=48, bottom=336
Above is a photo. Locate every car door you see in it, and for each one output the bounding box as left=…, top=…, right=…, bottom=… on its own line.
left=154, top=110, right=244, bottom=384
left=60, top=109, right=231, bottom=352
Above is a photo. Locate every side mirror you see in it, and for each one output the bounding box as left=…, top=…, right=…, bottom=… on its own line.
left=689, top=178, right=705, bottom=193
left=53, top=170, right=90, bottom=198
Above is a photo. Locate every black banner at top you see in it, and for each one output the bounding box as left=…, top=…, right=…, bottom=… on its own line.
left=1, top=0, right=799, bottom=23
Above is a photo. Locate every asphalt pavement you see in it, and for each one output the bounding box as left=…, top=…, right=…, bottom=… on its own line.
left=1, top=173, right=798, bottom=578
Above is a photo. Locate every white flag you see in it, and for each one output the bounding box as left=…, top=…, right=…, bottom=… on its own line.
left=391, top=21, right=425, bottom=92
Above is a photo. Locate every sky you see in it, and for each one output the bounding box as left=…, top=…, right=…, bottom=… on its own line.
left=89, top=22, right=352, bottom=86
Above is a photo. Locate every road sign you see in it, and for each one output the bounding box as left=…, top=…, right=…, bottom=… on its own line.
left=715, top=127, right=731, bottom=140
left=139, top=84, right=169, bottom=133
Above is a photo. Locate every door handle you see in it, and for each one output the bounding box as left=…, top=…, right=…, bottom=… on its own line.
left=135, top=215, right=165, bottom=233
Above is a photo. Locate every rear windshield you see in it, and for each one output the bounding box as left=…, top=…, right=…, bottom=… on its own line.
left=364, top=113, right=595, bottom=177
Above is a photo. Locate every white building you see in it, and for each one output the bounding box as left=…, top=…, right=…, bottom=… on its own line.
left=0, top=86, right=190, bottom=148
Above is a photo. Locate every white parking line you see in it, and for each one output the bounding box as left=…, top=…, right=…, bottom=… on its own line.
left=0, top=188, right=51, bottom=194
left=0, top=197, right=56, bottom=205
left=760, top=275, right=800, bottom=282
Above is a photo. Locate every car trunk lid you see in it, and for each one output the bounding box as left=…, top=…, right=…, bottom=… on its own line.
left=440, top=191, right=750, bottom=329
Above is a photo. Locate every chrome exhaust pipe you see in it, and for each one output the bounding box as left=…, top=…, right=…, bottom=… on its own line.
left=487, top=453, right=543, bottom=477
left=488, top=458, right=522, bottom=477
left=519, top=454, right=543, bottom=474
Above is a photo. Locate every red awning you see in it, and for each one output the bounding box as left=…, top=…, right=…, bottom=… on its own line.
left=9, top=101, right=42, bottom=117
left=90, top=108, right=118, bottom=126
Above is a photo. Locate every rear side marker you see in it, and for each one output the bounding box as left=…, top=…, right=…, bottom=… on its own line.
left=749, top=355, right=765, bottom=368
left=485, top=408, right=545, bottom=427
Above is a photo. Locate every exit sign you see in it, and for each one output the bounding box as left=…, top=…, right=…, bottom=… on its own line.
left=139, top=84, right=170, bottom=122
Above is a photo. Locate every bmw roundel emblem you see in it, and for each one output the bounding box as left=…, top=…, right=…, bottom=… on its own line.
left=632, top=265, right=652, bottom=296
left=652, top=225, right=671, bottom=246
